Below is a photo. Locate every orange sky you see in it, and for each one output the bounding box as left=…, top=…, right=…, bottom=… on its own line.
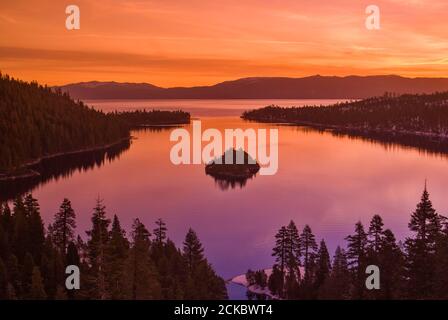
left=1, top=0, right=447, bottom=86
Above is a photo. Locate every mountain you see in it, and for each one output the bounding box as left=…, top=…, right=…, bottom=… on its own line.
left=58, top=81, right=164, bottom=99
left=57, top=75, right=448, bottom=100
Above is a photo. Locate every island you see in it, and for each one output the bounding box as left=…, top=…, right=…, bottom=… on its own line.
left=110, top=109, right=190, bottom=127
left=205, top=149, right=260, bottom=190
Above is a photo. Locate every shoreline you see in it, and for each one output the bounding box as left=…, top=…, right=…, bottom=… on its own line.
left=0, top=136, right=131, bottom=182
left=230, top=269, right=279, bottom=300
left=242, top=117, right=448, bottom=142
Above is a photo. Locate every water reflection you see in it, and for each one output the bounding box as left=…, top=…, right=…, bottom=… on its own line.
left=282, top=124, right=448, bottom=160
left=205, top=148, right=260, bottom=191
left=0, top=140, right=131, bottom=201
left=208, top=174, right=258, bottom=191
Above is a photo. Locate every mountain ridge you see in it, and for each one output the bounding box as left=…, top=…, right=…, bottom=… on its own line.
left=56, top=75, right=448, bottom=100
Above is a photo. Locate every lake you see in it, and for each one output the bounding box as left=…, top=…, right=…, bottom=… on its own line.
left=11, top=99, right=448, bottom=299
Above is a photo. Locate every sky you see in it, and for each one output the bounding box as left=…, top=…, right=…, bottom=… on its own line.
left=0, top=0, right=447, bottom=86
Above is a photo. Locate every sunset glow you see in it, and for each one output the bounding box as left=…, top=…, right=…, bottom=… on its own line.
left=1, top=0, right=447, bottom=86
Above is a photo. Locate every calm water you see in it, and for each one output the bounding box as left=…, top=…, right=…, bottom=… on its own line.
left=15, top=99, right=448, bottom=299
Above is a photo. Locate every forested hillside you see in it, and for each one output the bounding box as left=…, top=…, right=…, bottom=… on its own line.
left=242, top=92, right=448, bottom=136
left=0, top=74, right=129, bottom=172
left=0, top=195, right=227, bottom=300
left=246, top=186, right=448, bottom=300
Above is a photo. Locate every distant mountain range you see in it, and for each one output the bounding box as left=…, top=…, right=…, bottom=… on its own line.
left=56, top=75, right=448, bottom=100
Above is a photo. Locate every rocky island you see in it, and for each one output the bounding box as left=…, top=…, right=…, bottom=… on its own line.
left=205, top=149, right=260, bottom=189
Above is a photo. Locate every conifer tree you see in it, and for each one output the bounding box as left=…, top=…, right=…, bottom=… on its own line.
left=153, top=218, right=167, bottom=244
left=345, top=221, right=368, bottom=299
left=52, top=198, right=76, bottom=254
left=286, top=221, right=301, bottom=274
left=378, top=229, right=404, bottom=299
left=86, top=198, right=110, bottom=299
left=268, top=265, right=283, bottom=297
left=320, top=246, right=350, bottom=299
left=272, top=226, right=288, bottom=277
left=183, top=228, right=205, bottom=273
left=126, top=218, right=160, bottom=299
left=284, top=221, right=301, bottom=298
left=315, top=239, right=331, bottom=292
left=24, top=194, right=45, bottom=264
left=368, top=214, right=385, bottom=253
left=105, top=215, right=129, bottom=299
left=12, top=197, right=28, bottom=262
left=405, top=186, right=442, bottom=298
left=408, top=186, right=442, bottom=245
left=299, top=225, right=318, bottom=282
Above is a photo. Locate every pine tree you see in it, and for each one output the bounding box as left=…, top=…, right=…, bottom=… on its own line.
left=105, top=215, right=129, bottom=299
left=40, top=235, right=65, bottom=299
left=183, top=228, right=205, bottom=272
left=378, top=229, right=404, bottom=299
left=405, top=185, right=442, bottom=298
left=126, top=218, right=160, bottom=299
left=320, top=246, right=350, bottom=299
left=368, top=214, right=385, bottom=253
left=153, top=218, right=167, bottom=244
left=284, top=221, right=301, bottom=298
left=345, top=221, right=367, bottom=299
left=85, top=198, right=110, bottom=299
left=12, top=197, right=28, bottom=262
left=286, top=221, right=301, bottom=274
left=299, top=225, right=318, bottom=283
left=272, top=226, right=288, bottom=275
left=52, top=198, right=76, bottom=254
left=24, top=194, right=45, bottom=264
left=315, top=239, right=331, bottom=292
left=408, top=185, right=442, bottom=245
